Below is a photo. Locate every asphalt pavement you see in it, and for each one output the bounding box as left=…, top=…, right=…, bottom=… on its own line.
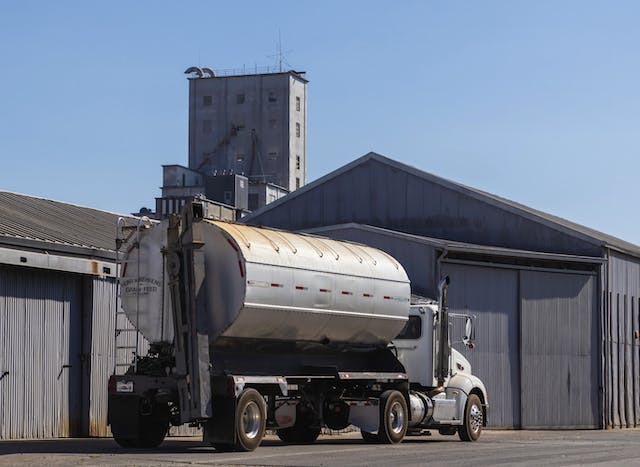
left=2, top=429, right=640, bottom=466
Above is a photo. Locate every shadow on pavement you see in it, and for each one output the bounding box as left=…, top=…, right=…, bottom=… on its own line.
left=0, top=434, right=452, bottom=455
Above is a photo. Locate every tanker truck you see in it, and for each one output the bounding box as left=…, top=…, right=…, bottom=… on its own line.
left=107, top=201, right=488, bottom=451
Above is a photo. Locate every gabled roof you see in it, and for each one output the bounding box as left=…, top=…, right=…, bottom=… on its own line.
left=244, top=152, right=640, bottom=258
left=0, top=190, right=137, bottom=258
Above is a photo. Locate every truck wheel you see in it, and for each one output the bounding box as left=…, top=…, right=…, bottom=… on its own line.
left=458, top=394, right=483, bottom=441
left=234, top=388, right=266, bottom=452
left=360, top=430, right=378, bottom=443
left=377, top=390, right=408, bottom=444
left=211, top=443, right=234, bottom=452
left=137, top=413, right=169, bottom=448
left=276, top=425, right=321, bottom=444
left=277, top=402, right=321, bottom=444
left=113, top=436, right=137, bottom=448
left=112, top=402, right=169, bottom=449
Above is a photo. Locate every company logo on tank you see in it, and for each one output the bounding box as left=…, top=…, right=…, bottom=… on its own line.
left=121, top=277, right=162, bottom=296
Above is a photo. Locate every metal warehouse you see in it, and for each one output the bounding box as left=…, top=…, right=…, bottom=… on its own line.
left=0, top=191, right=144, bottom=439
left=243, top=152, right=640, bottom=430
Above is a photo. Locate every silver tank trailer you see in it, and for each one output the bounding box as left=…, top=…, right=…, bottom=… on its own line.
left=120, top=220, right=410, bottom=346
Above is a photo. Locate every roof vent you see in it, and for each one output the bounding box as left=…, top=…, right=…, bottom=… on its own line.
left=184, top=66, right=203, bottom=78
left=201, top=67, right=215, bottom=78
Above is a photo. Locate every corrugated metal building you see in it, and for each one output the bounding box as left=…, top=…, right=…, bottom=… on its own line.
left=0, top=191, right=145, bottom=438
left=243, top=152, right=640, bottom=429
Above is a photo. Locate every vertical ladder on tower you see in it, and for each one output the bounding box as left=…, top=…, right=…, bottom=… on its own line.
left=112, top=216, right=152, bottom=375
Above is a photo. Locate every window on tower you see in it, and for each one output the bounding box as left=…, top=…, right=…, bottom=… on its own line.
left=295, top=123, right=300, bottom=138
left=296, top=155, right=300, bottom=170
left=203, top=95, right=213, bottom=106
left=268, top=91, right=277, bottom=103
left=296, top=96, right=301, bottom=111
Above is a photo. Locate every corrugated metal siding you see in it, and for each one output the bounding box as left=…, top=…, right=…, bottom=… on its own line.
left=313, top=225, right=605, bottom=429
left=89, top=278, right=116, bottom=437
left=89, top=278, right=149, bottom=437
left=443, top=263, right=520, bottom=428
left=89, top=278, right=197, bottom=437
left=0, top=266, right=82, bottom=439
left=520, top=271, right=599, bottom=428
left=604, top=253, right=640, bottom=428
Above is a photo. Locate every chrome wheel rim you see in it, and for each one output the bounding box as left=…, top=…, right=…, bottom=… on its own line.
left=242, top=401, right=261, bottom=439
left=389, top=401, right=405, bottom=434
left=469, top=403, right=483, bottom=433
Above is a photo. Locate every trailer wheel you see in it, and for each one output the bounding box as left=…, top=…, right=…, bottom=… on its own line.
left=234, top=388, right=266, bottom=452
left=137, top=413, right=170, bottom=448
left=276, top=424, right=321, bottom=444
left=277, top=402, right=321, bottom=444
left=360, top=430, right=378, bottom=443
left=458, top=394, right=483, bottom=442
left=112, top=402, right=169, bottom=449
left=113, top=436, right=137, bottom=448
left=377, top=390, right=408, bottom=444
left=211, top=443, right=234, bottom=452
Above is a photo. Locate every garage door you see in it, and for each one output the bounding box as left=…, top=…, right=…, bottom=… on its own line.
left=520, top=270, right=599, bottom=428
left=443, top=263, right=520, bottom=428
left=0, top=266, right=83, bottom=438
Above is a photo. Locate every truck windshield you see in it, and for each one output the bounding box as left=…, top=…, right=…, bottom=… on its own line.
left=395, top=315, right=422, bottom=339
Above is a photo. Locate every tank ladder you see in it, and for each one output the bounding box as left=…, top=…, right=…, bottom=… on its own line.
left=113, top=216, right=152, bottom=375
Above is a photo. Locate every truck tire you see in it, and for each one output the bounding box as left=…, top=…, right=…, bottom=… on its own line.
left=360, top=430, right=378, bottom=443
left=458, top=394, right=483, bottom=441
left=277, top=402, right=321, bottom=444
left=211, top=443, right=234, bottom=452
left=137, top=412, right=170, bottom=449
left=112, top=402, right=169, bottom=449
left=113, top=436, right=137, bottom=448
left=377, top=390, right=408, bottom=444
left=276, top=425, right=321, bottom=444
left=234, top=388, right=266, bottom=452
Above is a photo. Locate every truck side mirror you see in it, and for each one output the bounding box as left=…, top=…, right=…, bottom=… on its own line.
left=463, top=316, right=475, bottom=349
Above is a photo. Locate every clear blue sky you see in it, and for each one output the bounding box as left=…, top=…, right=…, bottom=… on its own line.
left=1, top=1, right=638, bottom=245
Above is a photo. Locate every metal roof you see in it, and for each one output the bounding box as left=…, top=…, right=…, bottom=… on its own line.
left=306, top=223, right=605, bottom=265
left=0, top=190, right=137, bottom=258
left=245, top=152, right=640, bottom=258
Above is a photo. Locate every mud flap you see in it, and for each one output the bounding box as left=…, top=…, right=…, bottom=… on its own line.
left=203, top=396, right=236, bottom=445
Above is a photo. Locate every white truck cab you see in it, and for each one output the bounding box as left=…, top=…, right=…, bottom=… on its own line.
left=391, top=288, right=488, bottom=440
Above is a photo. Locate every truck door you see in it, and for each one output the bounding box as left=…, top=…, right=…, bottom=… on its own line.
left=393, top=306, right=435, bottom=387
